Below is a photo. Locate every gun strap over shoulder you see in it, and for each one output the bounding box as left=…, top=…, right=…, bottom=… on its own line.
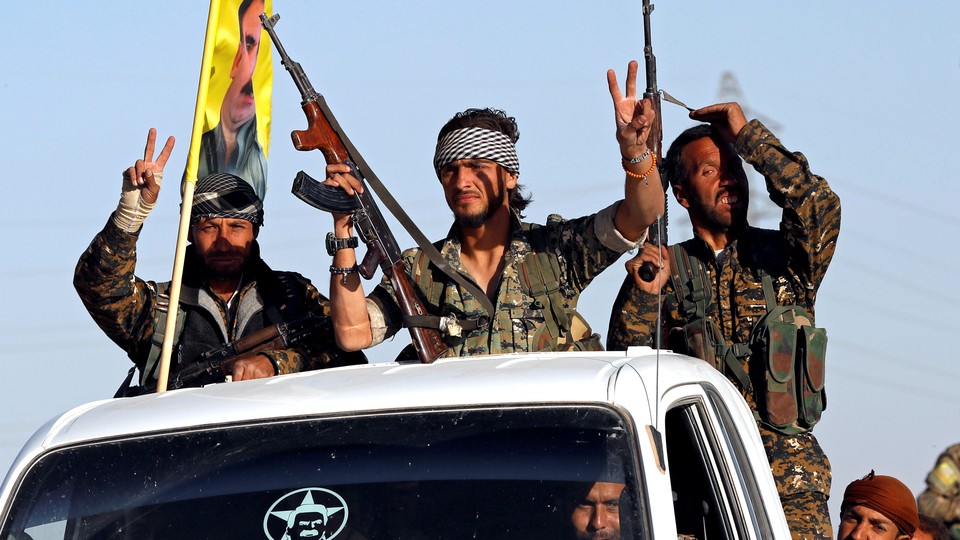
left=670, top=244, right=709, bottom=321
left=142, top=282, right=186, bottom=385
left=307, top=94, right=495, bottom=318
left=669, top=244, right=751, bottom=390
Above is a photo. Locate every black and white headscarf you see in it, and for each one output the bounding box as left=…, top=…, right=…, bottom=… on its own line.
left=433, top=127, right=520, bottom=178
left=190, top=172, right=264, bottom=226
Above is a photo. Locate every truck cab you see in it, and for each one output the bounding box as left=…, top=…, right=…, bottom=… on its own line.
left=0, top=348, right=791, bottom=539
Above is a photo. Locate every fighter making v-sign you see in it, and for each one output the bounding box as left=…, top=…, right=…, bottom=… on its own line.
left=75, top=128, right=365, bottom=394
left=122, top=128, right=176, bottom=210
left=319, top=60, right=665, bottom=358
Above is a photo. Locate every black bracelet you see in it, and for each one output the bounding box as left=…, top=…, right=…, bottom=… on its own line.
left=330, top=264, right=359, bottom=285
left=262, top=353, right=281, bottom=376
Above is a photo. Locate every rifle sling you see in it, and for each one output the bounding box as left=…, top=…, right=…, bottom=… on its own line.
left=312, top=95, right=496, bottom=318
left=403, top=315, right=485, bottom=332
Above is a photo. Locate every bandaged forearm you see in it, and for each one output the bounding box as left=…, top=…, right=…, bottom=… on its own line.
left=112, top=172, right=163, bottom=232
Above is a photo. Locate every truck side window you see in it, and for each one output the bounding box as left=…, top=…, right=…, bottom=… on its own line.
left=665, top=402, right=742, bottom=539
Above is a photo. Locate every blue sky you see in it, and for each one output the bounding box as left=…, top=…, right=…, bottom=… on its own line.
left=2, top=1, right=959, bottom=523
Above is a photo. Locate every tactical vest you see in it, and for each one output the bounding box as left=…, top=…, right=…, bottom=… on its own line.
left=668, top=244, right=827, bottom=435
left=137, top=273, right=309, bottom=386
left=404, top=223, right=602, bottom=357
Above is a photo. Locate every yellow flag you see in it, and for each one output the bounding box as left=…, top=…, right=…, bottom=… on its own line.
left=184, top=0, right=273, bottom=200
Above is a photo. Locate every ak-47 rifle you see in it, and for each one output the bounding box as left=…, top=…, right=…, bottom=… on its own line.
left=260, top=13, right=448, bottom=363
left=638, top=0, right=668, bottom=283
left=117, top=314, right=332, bottom=397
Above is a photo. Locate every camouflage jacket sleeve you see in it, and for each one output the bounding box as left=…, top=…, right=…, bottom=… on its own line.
left=547, top=201, right=641, bottom=299
left=73, top=216, right=159, bottom=364
left=736, top=120, right=841, bottom=302
left=605, top=275, right=657, bottom=350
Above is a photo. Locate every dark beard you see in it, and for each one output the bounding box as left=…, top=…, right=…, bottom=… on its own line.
left=202, top=249, right=249, bottom=282
left=690, top=192, right=748, bottom=234
left=453, top=182, right=507, bottom=229
left=575, top=531, right=619, bottom=540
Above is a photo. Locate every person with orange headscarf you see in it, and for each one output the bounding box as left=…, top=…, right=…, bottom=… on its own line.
left=838, top=471, right=919, bottom=540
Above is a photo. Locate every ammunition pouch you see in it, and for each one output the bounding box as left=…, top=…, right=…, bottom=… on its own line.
left=533, top=309, right=603, bottom=352
left=669, top=244, right=827, bottom=435
left=748, top=303, right=827, bottom=434
left=680, top=318, right=723, bottom=371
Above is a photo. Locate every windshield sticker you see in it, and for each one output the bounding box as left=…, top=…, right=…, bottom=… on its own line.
left=263, top=487, right=349, bottom=540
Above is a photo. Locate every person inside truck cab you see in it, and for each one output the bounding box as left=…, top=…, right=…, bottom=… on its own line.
left=566, top=481, right=626, bottom=540
left=321, top=61, right=664, bottom=358
left=74, top=130, right=364, bottom=394
left=838, top=471, right=919, bottom=540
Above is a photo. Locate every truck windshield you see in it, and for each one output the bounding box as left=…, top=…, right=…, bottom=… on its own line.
left=3, top=405, right=643, bottom=540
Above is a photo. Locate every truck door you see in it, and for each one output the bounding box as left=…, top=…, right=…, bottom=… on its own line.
left=660, top=384, right=785, bottom=539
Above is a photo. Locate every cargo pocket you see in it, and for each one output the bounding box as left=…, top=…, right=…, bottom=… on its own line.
left=682, top=319, right=722, bottom=370
left=798, top=325, right=827, bottom=427
left=762, top=321, right=799, bottom=431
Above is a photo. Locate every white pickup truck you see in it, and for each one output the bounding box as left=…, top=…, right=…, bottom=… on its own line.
left=0, top=348, right=791, bottom=539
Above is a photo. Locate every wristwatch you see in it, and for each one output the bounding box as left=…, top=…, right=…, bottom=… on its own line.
left=326, top=232, right=359, bottom=256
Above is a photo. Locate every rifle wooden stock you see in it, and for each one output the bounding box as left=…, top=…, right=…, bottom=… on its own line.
left=136, top=332, right=286, bottom=395
left=200, top=324, right=284, bottom=364
left=292, top=172, right=448, bottom=363
left=263, top=14, right=448, bottom=363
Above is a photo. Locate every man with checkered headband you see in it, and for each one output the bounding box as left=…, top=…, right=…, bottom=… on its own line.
left=323, top=61, right=664, bottom=358
left=75, top=130, right=364, bottom=392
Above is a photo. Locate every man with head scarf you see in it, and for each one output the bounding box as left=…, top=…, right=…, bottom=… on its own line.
left=838, top=471, right=919, bottom=540
left=321, top=61, right=664, bottom=357
left=75, top=129, right=363, bottom=392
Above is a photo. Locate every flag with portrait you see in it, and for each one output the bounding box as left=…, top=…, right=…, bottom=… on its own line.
left=184, top=0, right=273, bottom=200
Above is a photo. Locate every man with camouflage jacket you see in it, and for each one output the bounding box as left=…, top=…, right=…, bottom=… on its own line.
left=323, top=61, right=664, bottom=357
left=74, top=129, right=363, bottom=391
left=606, top=102, right=841, bottom=539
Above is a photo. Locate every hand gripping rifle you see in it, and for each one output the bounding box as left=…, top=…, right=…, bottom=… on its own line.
left=638, top=0, right=669, bottom=283
left=261, top=13, right=448, bottom=363
left=117, top=314, right=331, bottom=396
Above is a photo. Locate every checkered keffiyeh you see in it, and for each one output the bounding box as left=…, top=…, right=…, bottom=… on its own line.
left=190, top=172, right=264, bottom=225
left=433, top=127, right=520, bottom=178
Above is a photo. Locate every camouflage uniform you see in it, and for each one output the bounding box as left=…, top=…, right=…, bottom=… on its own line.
left=918, top=444, right=960, bottom=539
left=74, top=217, right=362, bottom=381
left=367, top=202, right=638, bottom=356
left=607, top=120, right=841, bottom=540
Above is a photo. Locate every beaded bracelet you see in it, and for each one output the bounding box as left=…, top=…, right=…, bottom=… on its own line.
left=622, top=153, right=658, bottom=185
left=623, top=149, right=652, bottom=164
left=330, top=264, right=359, bottom=285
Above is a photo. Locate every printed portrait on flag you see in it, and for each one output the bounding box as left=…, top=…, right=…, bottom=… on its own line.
left=195, top=0, right=273, bottom=200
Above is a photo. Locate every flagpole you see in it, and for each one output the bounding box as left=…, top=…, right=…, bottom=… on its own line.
left=156, top=0, right=222, bottom=392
